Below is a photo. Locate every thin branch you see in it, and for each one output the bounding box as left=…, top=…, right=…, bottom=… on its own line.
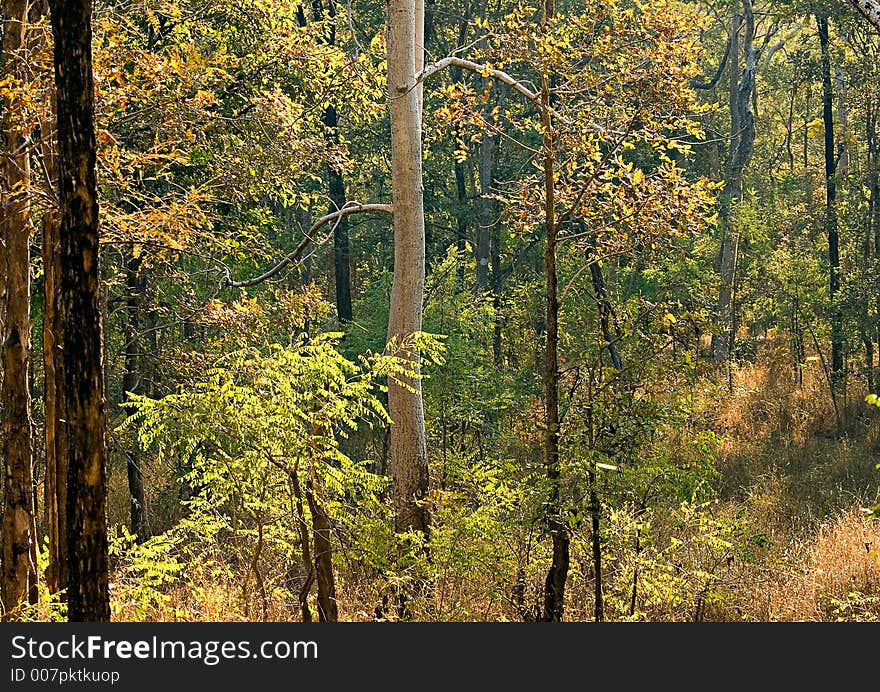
left=227, top=202, right=392, bottom=288
left=416, top=56, right=539, bottom=103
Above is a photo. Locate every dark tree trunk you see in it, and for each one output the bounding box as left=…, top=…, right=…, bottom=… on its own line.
left=122, top=255, right=149, bottom=541
left=453, top=133, right=469, bottom=288
left=328, top=137, right=352, bottom=323
left=817, top=14, right=843, bottom=386
left=49, top=0, right=111, bottom=622
left=300, top=2, right=352, bottom=323
left=585, top=233, right=623, bottom=372
left=305, top=479, right=337, bottom=622
left=36, top=44, right=68, bottom=595
left=869, top=101, right=880, bottom=392
left=42, top=148, right=68, bottom=599
left=539, top=0, right=568, bottom=623
left=1, top=0, right=38, bottom=619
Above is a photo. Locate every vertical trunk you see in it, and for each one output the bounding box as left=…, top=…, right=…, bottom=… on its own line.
left=289, top=468, right=314, bottom=622
left=585, top=234, right=623, bottom=372
left=122, top=255, right=148, bottom=541
left=386, top=0, right=430, bottom=537
left=540, top=0, right=568, bottom=623
left=324, top=104, right=353, bottom=323
left=305, top=479, right=337, bottom=622
left=491, top=215, right=503, bottom=366
left=589, top=472, right=603, bottom=622
left=476, top=117, right=494, bottom=292
left=475, top=0, right=495, bottom=295
left=1, top=0, right=38, bottom=619
left=50, top=0, right=111, bottom=622
left=37, top=10, right=68, bottom=591
left=310, top=1, right=353, bottom=324
left=42, top=137, right=68, bottom=598
left=817, top=15, right=843, bottom=385
left=869, top=103, right=880, bottom=392
left=453, top=124, right=469, bottom=287
left=714, top=3, right=756, bottom=370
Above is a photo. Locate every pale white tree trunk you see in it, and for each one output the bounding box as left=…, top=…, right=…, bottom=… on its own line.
left=850, top=0, right=880, bottom=31
left=386, top=0, right=430, bottom=535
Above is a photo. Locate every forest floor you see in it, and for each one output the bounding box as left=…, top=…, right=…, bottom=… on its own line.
left=690, top=344, right=880, bottom=621
left=103, top=341, right=880, bottom=623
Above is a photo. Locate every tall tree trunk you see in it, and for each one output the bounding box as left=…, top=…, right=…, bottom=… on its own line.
left=36, top=0, right=68, bottom=591
left=1, top=0, right=38, bottom=619
left=305, top=478, right=337, bottom=622
left=453, top=122, right=469, bottom=288
left=476, top=129, right=493, bottom=291
left=386, top=0, right=430, bottom=537
left=122, top=255, right=148, bottom=541
left=713, top=3, right=756, bottom=370
left=310, top=1, right=353, bottom=323
left=49, top=0, right=111, bottom=622
left=817, top=14, right=844, bottom=386
left=41, top=104, right=68, bottom=598
left=326, top=109, right=353, bottom=323
left=869, top=101, right=880, bottom=392
left=540, top=0, right=568, bottom=623
left=585, top=234, right=623, bottom=372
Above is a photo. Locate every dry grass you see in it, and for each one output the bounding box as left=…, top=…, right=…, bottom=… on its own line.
left=745, top=510, right=880, bottom=621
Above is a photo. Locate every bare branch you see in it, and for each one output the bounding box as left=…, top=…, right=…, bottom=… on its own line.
left=417, top=56, right=539, bottom=103
left=228, top=202, right=392, bottom=288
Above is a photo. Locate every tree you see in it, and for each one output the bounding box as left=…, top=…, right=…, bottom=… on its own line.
left=848, top=0, right=880, bottom=31
left=1, top=0, right=38, bottom=619
left=386, top=0, right=431, bottom=538
left=816, top=12, right=844, bottom=388
left=49, top=0, right=111, bottom=621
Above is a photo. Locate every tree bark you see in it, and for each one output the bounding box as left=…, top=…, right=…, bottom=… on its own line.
left=122, top=255, right=149, bottom=541
left=42, top=121, right=68, bottom=598
left=539, top=0, right=568, bottom=623
left=714, top=1, right=757, bottom=372
left=848, top=0, right=880, bottom=32
left=869, top=101, right=880, bottom=392
left=713, top=5, right=756, bottom=369
left=49, top=0, right=111, bottom=622
left=386, top=0, right=430, bottom=537
left=308, top=1, right=353, bottom=323
left=305, top=478, right=337, bottom=622
left=1, top=0, right=38, bottom=619
left=817, top=14, right=844, bottom=386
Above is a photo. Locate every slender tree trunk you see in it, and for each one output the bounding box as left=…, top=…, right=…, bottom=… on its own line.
left=322, top=103, right=353, bottom=323
left=386, top=0, right=430, bottom=538
left=869, top=102, right=880, bottom=392
left=585, top=234, right=623, bottom=372
left=714, top=3, right=756, bottom=372
left=817, top=14, right=844, bottom=386
left=49, top=0, right=111, bottom=622
left=539, top=0, right=568, bottom=623
left=453, top=124, right=469, bottom=288
left=1, top=0, right=38, bottom=618
left=289, top=468, right=314, bottom=622
left=589, top=471, right=603, bottom=622
left=310, top=1, right=353, bottom=323
left=41, top=117, right=68, bottom=598
left=476, top=122, right=494, bottom=292
left=305, top=478, right=337, bottom=622
left=122, top=255, right=148, bottom=541
left=36, top=4, right=68, bottom=591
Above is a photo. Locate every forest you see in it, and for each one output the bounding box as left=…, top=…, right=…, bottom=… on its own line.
left=2, top=0, right=880, bottom=623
